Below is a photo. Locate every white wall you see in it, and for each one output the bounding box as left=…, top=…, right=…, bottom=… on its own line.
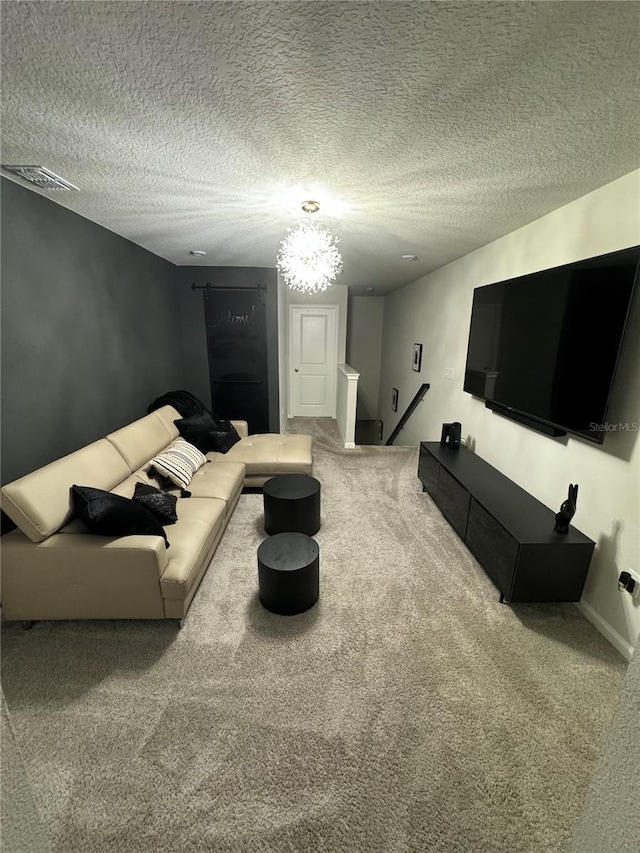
left=347, top=296, right=384, bottom=419
left=379, top=170, right=640, bottom=657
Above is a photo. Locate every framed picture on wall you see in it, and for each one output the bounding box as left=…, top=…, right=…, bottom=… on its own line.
left=412, top=343, right=423, bottom=372
left=391, top=387, right=398, bottom=412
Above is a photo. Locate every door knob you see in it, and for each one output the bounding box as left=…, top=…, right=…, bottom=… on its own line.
left=294, top=368, right=299, bottom=372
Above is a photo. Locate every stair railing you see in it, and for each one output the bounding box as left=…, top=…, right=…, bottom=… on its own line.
left=385, top=383, right=430, bottom=446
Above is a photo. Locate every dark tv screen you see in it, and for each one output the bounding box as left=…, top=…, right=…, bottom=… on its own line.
left=463, top=246, right=639, bottom=443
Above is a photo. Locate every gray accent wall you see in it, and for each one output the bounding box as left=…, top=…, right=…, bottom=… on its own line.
left=1, top=177, right=185, bottom=487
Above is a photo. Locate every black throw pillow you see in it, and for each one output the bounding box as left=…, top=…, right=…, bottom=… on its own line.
left=71, top=486, right=170, bottom=548
left=209, top=419, right=241, bottom=454
left=174, top=411, right=218, bottom=453
left=133, top=482, right=178, bottom=525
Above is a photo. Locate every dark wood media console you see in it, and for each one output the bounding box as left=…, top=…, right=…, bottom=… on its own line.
left=418, top=443, right=595, bottom=603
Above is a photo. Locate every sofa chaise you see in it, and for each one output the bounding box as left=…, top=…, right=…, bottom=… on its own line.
left=0, top=405, right=312, bottom=624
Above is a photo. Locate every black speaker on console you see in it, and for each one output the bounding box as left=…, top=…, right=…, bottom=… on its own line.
left=441, top=422, right=462, bottom=449
left=449, top=422, right=462, bottom=449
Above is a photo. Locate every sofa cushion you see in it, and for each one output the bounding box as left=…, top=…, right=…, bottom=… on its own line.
left=206, top=433, right=313, bottom=476
left=159, top=498, right=226, bottom=601
left=1, top=440, right=132, bottom=543
left=109, top=470, right=159, bottom=499
left=116, top=462, right=244, bottom=513
left=133, top=483, right=178, bottom=525
left=72, top=486, right=170, bottom=547
left=150, top=440, right=207, bottom=490
left=186, top=462, right=245, bottom=510
left=106, top=411, right=177, bottom=471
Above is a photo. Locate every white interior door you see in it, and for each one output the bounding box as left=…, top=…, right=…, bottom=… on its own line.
left=289, top=306, right=338, bottom=417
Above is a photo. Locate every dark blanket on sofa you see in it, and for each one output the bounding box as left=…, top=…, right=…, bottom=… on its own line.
left=147, top=390, right=211, bottom=419
left=148, top=390, right=241, bottom=454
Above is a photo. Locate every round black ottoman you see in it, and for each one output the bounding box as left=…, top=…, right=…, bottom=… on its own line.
left=263, top=474, right=321, bottom=536
left=257, top=532, right=319, bottom=615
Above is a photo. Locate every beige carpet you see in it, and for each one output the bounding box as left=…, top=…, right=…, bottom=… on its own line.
left=1, top=421, right=627, bottom=853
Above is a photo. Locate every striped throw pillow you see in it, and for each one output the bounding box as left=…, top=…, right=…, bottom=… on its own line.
left=150, top=439, right=207, bottom=489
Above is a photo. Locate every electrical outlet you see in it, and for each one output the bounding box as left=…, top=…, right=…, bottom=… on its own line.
left=445, top=367, right=454, bottom=380
left=618, top=569, right=640, bottom=600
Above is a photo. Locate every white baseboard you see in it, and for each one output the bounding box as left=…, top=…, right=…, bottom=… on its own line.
left=576, top=600, right=635, bottom=661
left=335, top=418, right=356, bottom=449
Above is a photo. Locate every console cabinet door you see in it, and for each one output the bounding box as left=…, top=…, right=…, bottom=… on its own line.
left=436, top=468, right=470, bottom=540
left=418, top=448, right=439, bottom=500
left=466, top=498, right=518, bottom=597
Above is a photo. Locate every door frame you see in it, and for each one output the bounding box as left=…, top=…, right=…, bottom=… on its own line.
left=288, top=304, right=339, bottom=419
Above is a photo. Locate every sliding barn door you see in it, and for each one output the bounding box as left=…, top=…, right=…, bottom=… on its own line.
left=204, top=287, right=269, bottom=434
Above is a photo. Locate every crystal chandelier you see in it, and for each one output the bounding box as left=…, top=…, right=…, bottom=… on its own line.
left=276, top=201, right=343, bottom=294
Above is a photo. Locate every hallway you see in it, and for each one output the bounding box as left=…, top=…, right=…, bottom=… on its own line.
left=285, top=417, right=381, bottom=449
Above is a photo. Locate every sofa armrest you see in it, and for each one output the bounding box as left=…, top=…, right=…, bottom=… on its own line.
left=231, top=420, right=249, bottom=438
left=2, top=530, right=169, bottom=577
left=1, top=529, right=168, bottom=620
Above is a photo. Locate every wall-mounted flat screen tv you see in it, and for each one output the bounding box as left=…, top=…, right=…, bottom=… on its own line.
left=463, top=246, right=639, bottom=443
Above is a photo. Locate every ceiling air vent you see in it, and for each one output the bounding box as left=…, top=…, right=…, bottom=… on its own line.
left=2, top=165, right=79, bottom=191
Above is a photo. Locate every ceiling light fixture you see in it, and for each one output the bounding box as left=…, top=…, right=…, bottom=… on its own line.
left=401, top=254, right=418, bottom=261
left=276, top=201, right=343, bottom=294
left=189, top=249, right=207, bottom=256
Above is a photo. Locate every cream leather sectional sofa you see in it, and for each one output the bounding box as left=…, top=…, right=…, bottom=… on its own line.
left=0, top=405, right=312, bottom=624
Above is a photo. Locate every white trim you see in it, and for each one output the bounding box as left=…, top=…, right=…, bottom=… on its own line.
left=336, top=363, right=360, bottom=448
left=576, top=600, right=635, bottom=661
left=276, top=273, right=289, bottom=431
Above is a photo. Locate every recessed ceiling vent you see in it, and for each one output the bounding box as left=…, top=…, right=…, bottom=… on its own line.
left=2, top=165, right=79, bottom=191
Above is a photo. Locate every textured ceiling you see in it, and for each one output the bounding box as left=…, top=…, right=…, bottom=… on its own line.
left=2, top=1, right=639, bottom=294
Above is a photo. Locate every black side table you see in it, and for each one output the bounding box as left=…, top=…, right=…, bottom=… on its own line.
left=257, top=532, right=319, bottom=615
left=263, top=473, right=321, bottom=536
